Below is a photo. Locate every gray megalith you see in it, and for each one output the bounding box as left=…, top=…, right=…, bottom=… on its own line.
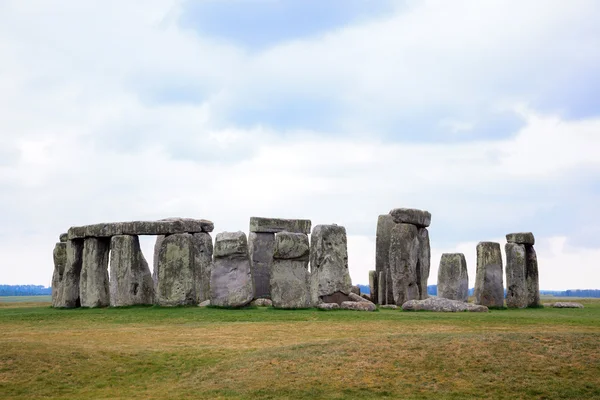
left=526, top=245, right=540, bottom=307
left=437, top=253, right=469, bottom=302
left=192, top=232, right=213, bottom=303
left=79, top=237, right=111, bottom=308
left=51, top=242, right=67, bottom=307
left=369, top=270, right=378, bottom=304
left=417, top=227, right=431, bottom=299
left=56, top=239, right=83, bottom=308
left=375, top=214, right=394, bottom=304
left=474, top=242, right=504, bottom=308
left=505, top=242, right=528, bottom=308
left=109, top=235, right=154, bottom=306
left=389, top=223, right=420, bottom=305
left=248, top=232, right=275, bottom=299
left=270, top=232, right=311, bottom=309
left=156, top=233, right=197, bottom=306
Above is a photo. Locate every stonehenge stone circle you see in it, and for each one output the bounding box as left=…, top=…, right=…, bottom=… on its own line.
left=505, top=243, right=528, bottom=308
left=526, top=246, right=540, bottom=307
left=109, top=235, right=154, bottom=306
left=80, top=237, right=111, bottom=308
left=389, top=223, right=420, bottom=305
left=402, top=297, right=489, bottom=312
left=249, top=217, right=311, bottom=234
left=68, top=218, right=214, bottom=240
left=155, top=233, right=198, bottom=306
left=309, top=224, right=352, bottom=305
left=51, top=242, right=67, bottom=307
left=437, top=253, right=469, bottom=302
left=474, top=242, right=504, bottom=308
left=56, top=239, right=83, bottom=308
left=210, top=231, right=254, bottom=307
left=270, top=232, right=311, bottom=309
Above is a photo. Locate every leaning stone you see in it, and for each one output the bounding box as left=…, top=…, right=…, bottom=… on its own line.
left=351, top=285, right=361, bottom=295
left=389, top=223, right=421, bottom=305
left=348, top=292, right=371, bottom=303
left=506, top=232, right=535, bottom=245
left=192, top=232, right=213, bottom=303
left=526, top=245, right=540, bottom=307
left=210, top=232, right=254, bottom=307
left=321, top=291, right=351, bottom=304
left=550, top=302, right=584, bottom=308
left=271, top=232, right=311, bottom=309
left=109, top=235, right=154, bottom=306
left=198, top=300, right=211, bottom=307
left=251, top=298, right=273, bottom=307
left=380, top=305, right=398, bottom=309
left=156, top=233, right=197, bottom=306
left=248, top=232, right=275, bottom=299
left=417, top=227, right=431, bottom=300
left=317, top=303, right=340, bottom=310
left=437, top=253, right=469, bottom=302
left=249, top=217, right=311, bottom=234
left=59, top=233, right=68, bottom=243
left=341, top=301, right=376, bottom=312
left=402, top=297, right=489, bottom=312
left=389, top=208, right=431, bottom=227
left=369, top=270, right=378, bottom=305
left=375, top=215, right=394, bottom=304
left=79, top=238, right=111, bottom=308
left=474, top=242, right=504, bottom=308
left=505, top=243, right=528, bottom=308
left=361, top=293, right=372, bottom=301
left=51, top=242, right=67, bottom=307
left=310, top=225, right=352, bottom=304
left=56, top=240, right=83, bottom=308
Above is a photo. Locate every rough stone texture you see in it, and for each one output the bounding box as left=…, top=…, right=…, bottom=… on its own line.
left=249, top=217, right=311, bottom=234
left=402, top=297, right=489, bottom=312
left=59, top=233, right=68, bottom=243
left=505, top=243, right=528, bottom=309
left=389, top=208, right=431, bottom=227
left=51, top=243, right=67, bottom=307
left=321, top=291, right=352, bottom=305
left=109, top=235, right=154, bottom=306
left=152, top=235, right=165, bottom=291
left=79, top=238, right=111, bottom=308
left=192, top=232, right=213, bottom=303
left=68, top=218, right=214, bottom=240
left=506, top=232, right=535, bottom=245
left=251, top=298, right=273, bottom=307
left=156, top=233, right=197, bottom=306
left=310, top=225, right=352, bottom=304
left=369, top=270, right=378, bottom=304
left=198, top=300, right=211, bottom=307
left=375, top=215, right=394, bottom=304
left=348, top=292, right=371, bottom=303
left=317, top=303, right=340, bottom=310
left=340, top=301, right=376, bottom=311
left=56, top=240, right=83, bottom=308
left=417, top=228, right=431, bottom=300
left=380, top=305, right=398, bottom=309
left=361, top=293, right=372, bottom=301
left=389, top=223, right=421, bottom=305
left=378, top=271, right=386, bottom=306
left=270, top=232, right=311, bottom=309
left=351, top=285, right=361, bottom=295
left=248, top=232, right=275, bottom=299
left=437, top=253, right=469, bottom=302
left=550, top=302, right=584, bottom=308
left=526, top=245, right=540, bottom=307
left=474, top=242, right=505, bottom=308
left=210, top=232, right=254, bottom=307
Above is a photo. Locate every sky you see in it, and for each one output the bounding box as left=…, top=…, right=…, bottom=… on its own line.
left=1, top=0, right=599, bottom=290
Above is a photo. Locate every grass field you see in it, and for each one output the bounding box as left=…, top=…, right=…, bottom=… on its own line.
left=1, top=298, right=599, bottom=400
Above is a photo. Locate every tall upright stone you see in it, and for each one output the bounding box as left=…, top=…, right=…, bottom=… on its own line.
left=192, top=232, right=213, bottom=303
left=474, top=242, right=504, bottom=308
left=248, top=232, right=275, bottom=299
left=156, top=233, right=197, bottom=306
left=375, top=215, right=395, bottom=304
left=437, top=253, right=469, bottom=302
left=505, top=243, right=528, bottom=308
left=109, top=235, right=154, bottom=306
left=388, top=223, right=420, bottom=305
left=51, top=242, right=67, bottom=307
left=417, top=227, right=431, bottom=300
left=525, top=246, right=540, bottom=307
left=210, top=231, right=254, bottom=307
left=270, top=232, right=311, bottom=309
left=506, top=232, right=540, bottom=308
left=152, top=235, right=165, bottom=290
left=56, top=239, right=83, bottom=308
left=80, top=238, right=111, bottom=308
left=369, top=270, right=378, bottom=304
left=310, top=224, right=352, bottom=305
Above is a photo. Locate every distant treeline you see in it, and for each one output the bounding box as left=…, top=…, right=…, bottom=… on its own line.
left=0, top=285, right=51, bottom=296
left=360, top=285, right=600, bottom=298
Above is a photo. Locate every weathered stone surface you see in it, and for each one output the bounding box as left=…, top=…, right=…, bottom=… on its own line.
left=389, top=223, right=421, bottom=305
left=80, top=238, right=111, bottom=308
left=273, top=232, right=310, bottom=260
left=417, top=228, right=431, bottom=300
left=198, top=300, right=211, bottom=307
left=351, top=285, right=361, bottom=295
left=152, top=235, right=165, bottom=291
left=348, top=292, right=370, bottom=303
left=402, top=297, right=489, bottom=312
left=369, top=270, right=378, bottom=304
left=249, top=217, right=311, bottom=234
left=51, top=242, right=67, bottom=307
left=474, top=242, right=504, bottom=308
left=109, top=235, right=154, bottom=306
left=378, top=271, right=386, bottom=305
left=526, top=245, right=540, bottom=307
left=317, top=303, right=340, bottom=310
left=156, top=233, right=197, bottom=306
left=59, top=233, right=68, bottom=243
left=68, top=218, right=214, bottom=239
left=192, top=232, right=213, bottom=303
left=375, top=214, right=394, bottom=304
left=310, top=225, right=352, bottom=304
left=341, top=301, right=376, bottom=311
left=271, top=259, right=311, bottom=309
left=505, top=243, right=528, bottom=309
left=437, top=253, right=469, bottom=302
left=251, top=298, right=273, bottom=307
left=248, top=232, right=275, bottom=299
left=321, top=291, right=352, bottom=305
left=380, top=304, right=398, bottom=309
left=210, top=232, right=254, bottom=307
left=506, top=232, right=535, bottom=245
left=361, top=293, right=372, bottom=301
left=550, top=302, right=584, bottom=308
left=389, top=208, right=431, bottom=227
left=56, top=240, right=83, bottom=308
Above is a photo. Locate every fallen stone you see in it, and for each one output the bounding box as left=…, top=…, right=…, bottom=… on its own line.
left=68, top=218, right=214, bottom=239
left=56, top=239, right=83, bottom=308
left=79, top=237, right=111, bottom=308
left=402, top=297, right=489, bottom=312
left=109, top=235, right=154, bottom=306
left=341, top=301, right=376, bottom=311
left=59, top=233, right=68, bottom=243
left=550, top=302, right=584, bottom=308
left=192, top=232, right=213, bottom=303
left=474, top=242, right=505, bottom=308
left=389, top=208, right=431, bottom=227
left=251, top=298, right=273, bottom=307
left=505, top=243, right=528, bottom=308
left=156, top=233, right=197, bottom=306
left=437, top=253, right=469, bottom=302
left=506, top=232, right=535, bottom=245
left=526, top=245, right=540, bottom=307
left=348, top=292, right=371, bottom=303
left=51, top=242, right=67, bottom=307
left=369, top=270, right=378, bottom=305
left=380, top=305, right=398, bottom=309
left=417, top=227, right=431, bottom=300
left=361, top=293, right=372, bottom=301
left=248, top=232, right=275, bottom=299
left=389, top=223, right=421, bottom=305
left=270, top=232, right=311, bottom=309
left=375, top=214, right=394, bottom=304
left=249, top=217, right=311, bottom=234
left=321, top=291, right=351, bottom=305
left=317, top=303, right=340, bottom=310
left=198, top=300, right=211, bottom=307
left=351, top=285, right=361, bottom=295
left=210, top=232, right=254, bottom=307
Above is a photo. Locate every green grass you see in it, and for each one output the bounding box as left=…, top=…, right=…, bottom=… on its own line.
left=0, top=296, right=51, bottom=303
left=1, top=299, right=599, bottom=399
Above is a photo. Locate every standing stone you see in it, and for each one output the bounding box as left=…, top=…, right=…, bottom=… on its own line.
left=474, top=242, right=504, bottom=308
left=310, top=224, right=352, bottom=305
left=109, top=235, right=154, bottom=306
left=505, top=243, right=528, bottom=308
left=389, top=223, right=420, bottom=305
left=378, top=271, right=386, bottom=306
left=375, top=215, right=395, bottom=304
left=526, top=245, right=540, bottom=307
left=417, top=228, right=431, bottom=300
left=248, top=232, right=275, bottom=299
left=156, top=233, right=197, bottom=306
left=56, top=239, right=83, bottom=308
left=152, top=235, right=165, bottom=290
left=270, top=232, right=311, bottom=309
left=437, top=253, right=469, bottom=302
left=80, top=238, right=111, bottom=308
left=369, top=270, right=378, bottom=305
left=210, top=232, right=254, bottom=307
left=51, top=242, right=67, bottom=307
left=192, top=232, right=213, bottom=303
